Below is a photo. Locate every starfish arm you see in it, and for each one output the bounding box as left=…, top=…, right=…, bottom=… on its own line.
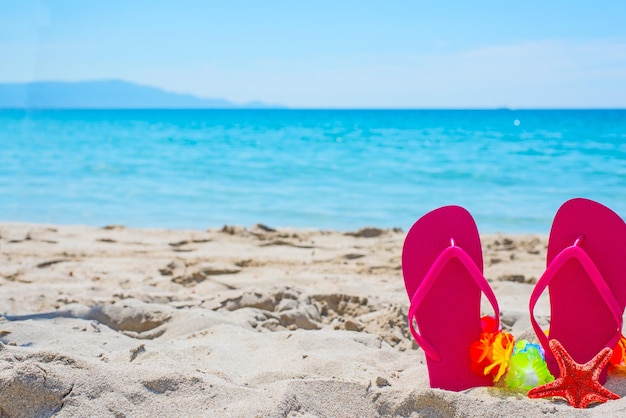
left=551, top=340, right=571, bottom=373
left=588, top=347, right=613, bottom=380
left=580, top=389, right=621, bottom=409
left=527, top=379, right=566, bottom=399
left=575, top=381, right=619, bottom=408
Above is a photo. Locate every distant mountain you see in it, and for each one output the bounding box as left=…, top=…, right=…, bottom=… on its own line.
left=0, top=80, right=281, bottom=109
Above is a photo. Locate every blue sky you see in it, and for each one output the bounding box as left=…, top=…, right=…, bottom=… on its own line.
left=1, top=1, right=625, bottom=108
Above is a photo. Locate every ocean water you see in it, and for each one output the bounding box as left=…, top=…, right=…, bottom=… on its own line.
left=1, top=109, right=625, bottom=233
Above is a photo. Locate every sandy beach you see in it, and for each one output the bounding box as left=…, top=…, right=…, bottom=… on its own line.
left=1, top=222, right=625, bottom=417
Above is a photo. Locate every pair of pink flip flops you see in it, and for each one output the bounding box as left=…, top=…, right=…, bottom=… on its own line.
left=402, top=198, right=626, bottom=391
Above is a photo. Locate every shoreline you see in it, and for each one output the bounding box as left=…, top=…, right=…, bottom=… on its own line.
left=0, top=218, right=548, bottom=238
left=1, top=222, right=623, bottom=416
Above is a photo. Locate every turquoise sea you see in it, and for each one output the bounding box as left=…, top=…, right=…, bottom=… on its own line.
left=1, top=109, right=625, bottom=233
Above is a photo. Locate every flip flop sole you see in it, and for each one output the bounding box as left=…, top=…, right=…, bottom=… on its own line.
left=403, top=206, right=494, bottom=391
left=543, top=198, right=626, bottom=378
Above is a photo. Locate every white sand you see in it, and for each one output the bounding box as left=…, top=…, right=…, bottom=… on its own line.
left=1, top=222, right=625, bottom=417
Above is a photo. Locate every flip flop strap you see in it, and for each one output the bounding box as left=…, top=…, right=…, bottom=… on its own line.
left=529, top=242, right=623, bottom=352
left=408, top=242, right=500, bottom=362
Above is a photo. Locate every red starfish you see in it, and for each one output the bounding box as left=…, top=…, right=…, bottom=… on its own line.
left=527, top=339, right=620, bottom=408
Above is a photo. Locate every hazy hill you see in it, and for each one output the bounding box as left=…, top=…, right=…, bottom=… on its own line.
left=0, top=80, right=278, bottom=109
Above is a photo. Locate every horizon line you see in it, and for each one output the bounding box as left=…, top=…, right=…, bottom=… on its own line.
left=1, top=107, right=625, bottom=111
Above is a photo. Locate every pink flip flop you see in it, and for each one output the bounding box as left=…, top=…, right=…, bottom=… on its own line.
left=529, top=198, right=626, bottom=383
left=402, top=206, right=500, bottom=391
